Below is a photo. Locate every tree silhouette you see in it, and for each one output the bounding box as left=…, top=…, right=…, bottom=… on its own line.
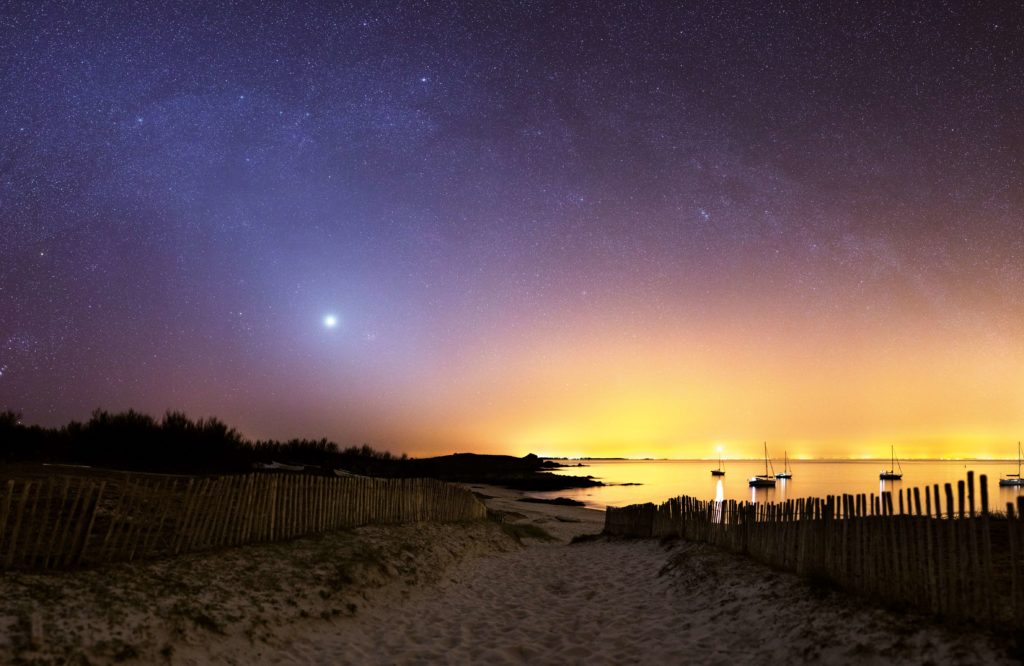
left=0, top=408, right=399, bottom=475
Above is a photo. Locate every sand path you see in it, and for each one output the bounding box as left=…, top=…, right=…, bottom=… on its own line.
left=281, top=539, right=679, bottom=665
left=265, top=489, right=1013, bottom=665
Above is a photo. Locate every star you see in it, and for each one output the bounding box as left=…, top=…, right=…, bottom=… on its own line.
left=323, top=314, right=338, bottom=329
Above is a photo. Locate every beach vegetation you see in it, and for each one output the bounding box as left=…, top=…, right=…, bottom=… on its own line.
left=111, top=640, right=140, bottom=662
left=187, top=610, right=224, bottom=634
left=500, top=522, right=555, bottom=543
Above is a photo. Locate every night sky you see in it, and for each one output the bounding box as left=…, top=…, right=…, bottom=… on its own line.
left=2, top=2, right=1022, bottom=458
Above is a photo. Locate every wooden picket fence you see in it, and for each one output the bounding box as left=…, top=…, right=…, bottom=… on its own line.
left=0, top=472, right=486, bottom=571
left=605, top=472, right=1024, bottom=629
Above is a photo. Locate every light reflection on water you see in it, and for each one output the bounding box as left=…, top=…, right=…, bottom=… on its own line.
left=537, top=459, right=1024, bottom=511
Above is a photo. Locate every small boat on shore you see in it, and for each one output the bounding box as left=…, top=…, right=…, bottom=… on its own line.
left=879, top=446, right=903, bottom=480
left=775, top=451, right=792, bottom=479
left=999, top=442, right=1024, bottom=487
left=749, top=442, right=776, bottom=488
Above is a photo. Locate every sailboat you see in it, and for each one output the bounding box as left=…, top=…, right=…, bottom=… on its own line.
left=879, top=445, right=903, bottom=480
left=775, top=451, right=792, bottom=479
left=749, top=442, right=776, bottom=487
left=999, top=442, right=1024, bottom=487
left=711, top=449, right=725, bottom=476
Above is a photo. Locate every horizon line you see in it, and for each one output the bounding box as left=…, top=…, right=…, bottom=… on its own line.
left=540, top=456, right=1022, bottom=463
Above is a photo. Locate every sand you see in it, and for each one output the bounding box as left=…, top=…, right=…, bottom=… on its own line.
left=0, top=483, right=1016, bottom=664
left=0, top=520, right=519, bottom=664
left=275, top=486, right=1014, bottom=665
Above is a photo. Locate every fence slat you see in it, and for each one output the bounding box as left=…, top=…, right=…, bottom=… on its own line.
left=6, top=481, right=32, bottom=568
left=43, top=478, right=72, bottom=569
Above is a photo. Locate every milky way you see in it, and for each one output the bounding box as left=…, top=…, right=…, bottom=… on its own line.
left=2, top=2, right=1022, bottom=457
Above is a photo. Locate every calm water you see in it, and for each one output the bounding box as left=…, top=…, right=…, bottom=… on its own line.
left=534, top=459, right=1024, bottom=511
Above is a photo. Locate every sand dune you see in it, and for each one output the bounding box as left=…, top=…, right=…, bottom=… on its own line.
left=260, top=486, right=1013, bottom=665
left=1, top=484, right=1015, bottom=664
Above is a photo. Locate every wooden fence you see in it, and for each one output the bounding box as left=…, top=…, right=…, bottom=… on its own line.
left=605, top=472, right=1024, bottom=629
left=0, top=473, right=486, bottom=571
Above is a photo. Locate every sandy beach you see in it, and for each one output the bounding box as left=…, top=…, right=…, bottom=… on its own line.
left=0, top=484, right=1016, bottom=664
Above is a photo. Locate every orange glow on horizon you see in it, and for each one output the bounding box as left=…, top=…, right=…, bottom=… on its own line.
left=389, top=286, right=1024, bottom=460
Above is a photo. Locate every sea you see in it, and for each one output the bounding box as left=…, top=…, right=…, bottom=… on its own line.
left=530, top=459, right=1024, bottom=511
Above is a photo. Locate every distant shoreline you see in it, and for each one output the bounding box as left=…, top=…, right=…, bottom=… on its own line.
left=544, top=457, right=1021, bottom=463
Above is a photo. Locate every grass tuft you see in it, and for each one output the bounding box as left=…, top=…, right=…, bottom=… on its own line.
left=500, top=522, right=555, bottom=542
left=189, top=612, right=224, bottom=634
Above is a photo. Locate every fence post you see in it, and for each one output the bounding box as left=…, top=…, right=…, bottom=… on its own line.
left=51, top=479, right=81, bottom=568
left=173, top=479, right=197, bottom=554
left=43, top=478, right=72, bottom=569
left=978, top=475, right=993, bottom=623
left=1011, top=504, right=1021, bottom=625
left=28, top=479, right=54, bottom=567
left=75, top=481, right=105, bottom=566
left=5, top=481, right=31, bottom=568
